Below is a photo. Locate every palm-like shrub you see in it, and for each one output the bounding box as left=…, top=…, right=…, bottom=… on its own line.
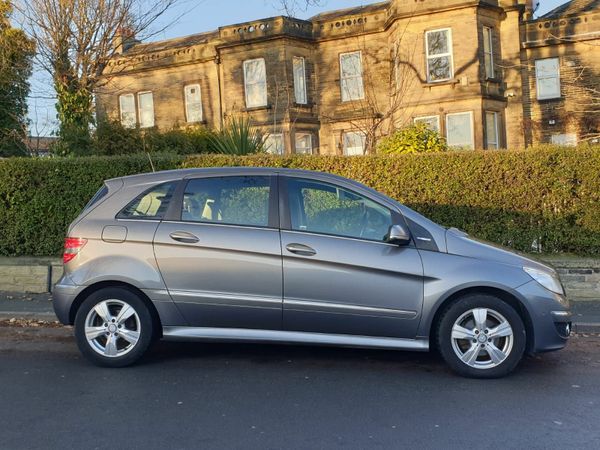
left=209, top=116, right=266, bottom=155
left=377, top=123, right=448, bottom=154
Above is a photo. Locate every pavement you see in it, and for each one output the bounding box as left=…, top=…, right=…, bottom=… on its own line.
left=1, top=291, right=600, bottom=332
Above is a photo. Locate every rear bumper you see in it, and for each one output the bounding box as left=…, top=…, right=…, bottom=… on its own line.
left=516, top=281, right=571, bottom=353
left=52, top=275, right=84, bottom=325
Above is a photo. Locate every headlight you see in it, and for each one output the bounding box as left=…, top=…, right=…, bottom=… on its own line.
left=523, top=267, right=564, bottom=295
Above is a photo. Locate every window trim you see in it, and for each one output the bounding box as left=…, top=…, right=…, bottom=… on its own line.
left=243, top=58, right=268, bottom=108
left=485, top=111, right=499, bottom=149
left=265, top=133, right=285, bottom=155
left=295, top=132, right=313, bottom=154
left=137, top=91, right=155, bottom=128
left=535, top=57, right=561, bottom=100
left=413, top=115, right=441, bottom=132
left=173, top=175, right=279, bottom=229
left=342, top=131, right=367, bottom=156
left=445, top=111, right=474, bottom=149
left=339, top=51, right=365, bottom=102
left=184, top=84, right=203, bottom=123
left=279, top=175, right=407, bottom=246
left=425, top=28, right=454, bottom=83
left=483, top=26, right=494, bottom=79
left=293, top=56, right=308, bottom=105
left=119, top=93, right=136, bottom=129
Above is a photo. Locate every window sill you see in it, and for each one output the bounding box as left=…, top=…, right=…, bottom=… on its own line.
left=293, top=102, right=313, bottom=108
left=537, top=96, right=562, bottom=103
left=422, top=79, right=459, bottom=88
left=243, top=105, right=272, bottom=112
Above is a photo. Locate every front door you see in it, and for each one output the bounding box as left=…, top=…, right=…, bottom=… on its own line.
left=153, top=175, right=282, bottom=330
left=281, top=176, right=424, bottom=339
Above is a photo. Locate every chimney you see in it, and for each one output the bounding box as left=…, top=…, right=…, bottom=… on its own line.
left=113, top=27, right=141, bottom=54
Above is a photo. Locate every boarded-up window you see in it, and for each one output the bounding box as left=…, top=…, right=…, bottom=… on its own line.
left=184, top=84, right=203, bottom=123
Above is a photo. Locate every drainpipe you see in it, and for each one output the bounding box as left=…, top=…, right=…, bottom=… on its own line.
left=215, top=50, right=224, bottom=129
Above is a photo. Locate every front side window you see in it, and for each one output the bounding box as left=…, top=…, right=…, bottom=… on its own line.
left=340, top=51, right=365, bottom=101
left=414, top=115, right=441, bottom=132
left=118, top=182, right=176, bottom=220
left=184, top=84, right=203, bottom=123
left=485, top=111, right=499, bottom=149
left=182, top=176, right=271, bottom=227
left=243, top=58, right=268, bottom=108
left=446, top=112, right=474, bottom=149
left=535, top=58, right=560, bottom=100
left=293, top=57, right=307, bottom=104
left=138, top=92, right=155, bottom=128
left=295, top=133, right=313, bottom=154
left=343, top=131, right=366, bottom=156
left=483, top=26, right=494, bottom=79
left=287, top=178, right=393, bottom=242
left=265, top=133, right=284, bottom=155
left=426, top=28, right=453, bottom=82
left=119, top=94, right=136, bottom=128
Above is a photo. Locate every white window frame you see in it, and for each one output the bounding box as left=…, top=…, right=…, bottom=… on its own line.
left=265, top=133, right=285, bottom=155
left=551, top=133, right=577, bottom=146
left=137, top=91, right=155, bottom=129
left=342, top=131, right=367, bottom=156
left=485, top=111, right=499, bottom=150
left=243, top=58, right=268, bottom=108
left=425, top=28, right=454, bottom=83
left=483, top=26, right=494, bottom=79
left=295, top=132, right=313, bottom=154
left=414, top=115, right=441, bottom=132
left=293, top=56, right=308, bottom=105
left=184, top=84, right=203, bottom=123
left=339, top=51, right=365, bottom=102
left=119, top=94, right=136, bottom=129
left=535, top=58, right=561, bottom=100
left=446, top=111, right=474, bottom=149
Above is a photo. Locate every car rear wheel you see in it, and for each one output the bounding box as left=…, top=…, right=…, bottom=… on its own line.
left=74, top=287, right=155, bottom=367
left=437, top=294, right=526, bottom=378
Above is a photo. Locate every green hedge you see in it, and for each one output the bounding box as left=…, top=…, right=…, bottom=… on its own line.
left=1, top=147, right=599, bottom=257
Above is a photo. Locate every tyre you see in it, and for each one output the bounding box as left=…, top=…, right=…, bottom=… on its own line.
left=436, top=294, right=526, bottom=378
left=74, top=287, right=155, bottom=367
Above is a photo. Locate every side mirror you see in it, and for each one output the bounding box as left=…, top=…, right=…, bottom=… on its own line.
left=385, top=224, right=411, bottom=245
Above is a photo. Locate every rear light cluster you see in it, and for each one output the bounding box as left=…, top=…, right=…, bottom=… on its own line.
left=63, top=238, right=87, bottom=264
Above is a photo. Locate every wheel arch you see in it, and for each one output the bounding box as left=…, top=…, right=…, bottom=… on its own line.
left=427, top=286, right=535, bottom=353
left=68, top=281, right=163, bottom=338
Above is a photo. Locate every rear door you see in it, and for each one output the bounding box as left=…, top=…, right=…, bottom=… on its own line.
left=153, top=174, right=282, bottom=330
left=280, top=176, right=424, bottom=339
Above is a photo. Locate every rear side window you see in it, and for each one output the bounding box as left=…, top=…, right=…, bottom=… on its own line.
left=83, top=185, right=109, bottom=211
left=182, top=176, right=271, bottom=227
left=118, top=182, right=176, bottom=220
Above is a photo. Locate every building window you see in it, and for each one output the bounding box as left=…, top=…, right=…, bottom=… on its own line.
left=293, top=57, right=308, bottom=105
left=535, top=58, right=560, bottom=100
left=414, top=115, right=441, bottom=133
left=551, top=133, right=577, bottom=146
left=243, top=58, right=268, bottom=108
left=119, top=94, right=136, bottom=128
left=295, top=133, right=313, bottom=154
left=340, top=51, right=365, bottom=101
left=483, top=27, right=494, bottom=79
left=426, top=28, right=453, bottom=82
left=137, top=92, right=155, bottom=128
left=343, top=131, right=366, bottom=156
left=485, top=111, right=499, bottom=149
left=265, top=133, right=284, bottom=155
left=184, top=84, right=203, bottom=123
left=446, top=112, right=474, bottom=149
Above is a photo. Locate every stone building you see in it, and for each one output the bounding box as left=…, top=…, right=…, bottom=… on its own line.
left=96, top=0, right=600, bottom=154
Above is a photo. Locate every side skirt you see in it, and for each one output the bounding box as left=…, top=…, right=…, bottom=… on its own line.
left=162, top=327, right=429, bottom=351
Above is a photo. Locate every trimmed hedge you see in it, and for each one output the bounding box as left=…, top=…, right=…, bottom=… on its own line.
left=1, top=146, right=599, bottom=257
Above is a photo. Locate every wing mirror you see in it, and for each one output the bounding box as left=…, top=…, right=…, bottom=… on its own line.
left=385, top=224, right=411, bottom=246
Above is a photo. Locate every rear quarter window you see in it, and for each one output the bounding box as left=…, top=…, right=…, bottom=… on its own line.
left=83, top=185, right=109, bottom=211
left=117, top=182, right=177, bottom=220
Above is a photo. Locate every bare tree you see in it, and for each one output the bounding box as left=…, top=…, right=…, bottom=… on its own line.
left=273, top=0, right=324, bottom=17
left=17, top=0, right=182, bottom=155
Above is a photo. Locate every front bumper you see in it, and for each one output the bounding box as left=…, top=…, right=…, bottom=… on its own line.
left=52, top=275, right=84, bottom=325
left=516, top=280, right=571, bottom=353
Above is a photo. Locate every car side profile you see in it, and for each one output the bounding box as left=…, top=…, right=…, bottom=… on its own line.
left=53, top=168, right=571, bottom=378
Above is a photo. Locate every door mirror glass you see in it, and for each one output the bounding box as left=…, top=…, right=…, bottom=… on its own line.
left=385, top=224, right=411, bottom=245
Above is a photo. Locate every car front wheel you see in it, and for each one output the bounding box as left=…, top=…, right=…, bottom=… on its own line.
left=74, top=287, right=155, bottom=367
left=437, top=294, right=526, bottom=378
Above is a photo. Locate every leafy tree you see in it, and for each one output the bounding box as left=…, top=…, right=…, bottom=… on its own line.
left=377, top=123, right=448, bottom=154
left=0, top=1, right=35, bottom=157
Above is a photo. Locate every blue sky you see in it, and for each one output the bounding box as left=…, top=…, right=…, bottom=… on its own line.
left=27, top=0, right=568, bottom=136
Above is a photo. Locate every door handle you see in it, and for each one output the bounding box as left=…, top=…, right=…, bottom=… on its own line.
left=169, top=231, right=200, bottom=244
left=286, top=243, right=317, bottom=256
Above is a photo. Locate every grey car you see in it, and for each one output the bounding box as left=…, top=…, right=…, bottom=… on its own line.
left=53, top=168, right=571, bottom=378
